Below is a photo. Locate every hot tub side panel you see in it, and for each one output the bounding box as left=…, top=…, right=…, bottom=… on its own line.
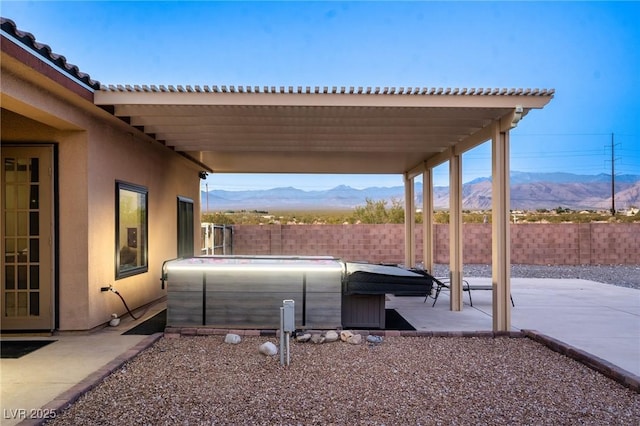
left=167, top=269, right=206, bottom=326
left=341, top=295, right=386, bottom=329
left=204, top=269, right=342, bottom=329
left=204, top=271, right=302, bottom=328
left=302, top=271, right=342, bottom=329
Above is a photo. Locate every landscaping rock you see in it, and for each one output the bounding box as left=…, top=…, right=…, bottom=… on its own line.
left=224, top=333, right=242, bottom=344
left=258, top=341, right=278, bottom=356
left=347, top=334, right=362, bottom=345
left=340, top=330, right=354, bottom=342
left=324, top=330, right=339, bottom=342
left=295, top=333, right=312, bottom=343
left=367, top=335, right=384, bottom=344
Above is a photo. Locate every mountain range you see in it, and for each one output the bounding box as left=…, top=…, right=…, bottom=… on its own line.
left=202, top=172, right=640, bottom=211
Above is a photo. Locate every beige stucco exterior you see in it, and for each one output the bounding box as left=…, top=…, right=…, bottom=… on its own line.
left=2, top=47, right=202, bottom=331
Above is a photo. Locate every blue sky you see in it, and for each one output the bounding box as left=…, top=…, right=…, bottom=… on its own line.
left=2, top=1, right=638, bottom=190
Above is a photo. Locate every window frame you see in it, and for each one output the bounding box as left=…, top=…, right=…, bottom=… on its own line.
left=115, top=181, right=148, bottom=279
left=177, top=196, right=194, bottom=258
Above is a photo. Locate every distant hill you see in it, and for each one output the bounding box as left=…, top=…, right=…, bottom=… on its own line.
left=202, top=172, right=640, bottom=211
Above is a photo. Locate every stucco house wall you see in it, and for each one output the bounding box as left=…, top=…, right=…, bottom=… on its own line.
left=1, top=46, right=201, bottom=331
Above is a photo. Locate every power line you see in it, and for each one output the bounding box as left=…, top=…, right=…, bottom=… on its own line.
left=514, top=132, right=638, bottom=137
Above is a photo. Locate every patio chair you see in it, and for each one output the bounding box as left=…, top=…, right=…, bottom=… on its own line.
left=424, top=277, right=514, bottom=307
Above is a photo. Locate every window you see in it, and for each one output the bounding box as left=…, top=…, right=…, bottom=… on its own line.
left=177, top=196, right=194, bottom=258
left=116, top=182, right=148, bottom=278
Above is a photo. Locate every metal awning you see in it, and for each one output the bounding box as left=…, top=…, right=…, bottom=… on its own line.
left=95, top=85, right=553, bottom=174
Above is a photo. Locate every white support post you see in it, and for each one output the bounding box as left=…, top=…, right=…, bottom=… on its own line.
left=491, top=124, right=512, bottom=331
left=404, top=173, right=416, bottom=267
left=449, top=155, right=463, bottom=311
left=422, top=168, right=434, bottom=274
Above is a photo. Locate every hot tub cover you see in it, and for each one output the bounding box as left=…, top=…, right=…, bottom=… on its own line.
left=343, top=262, right=434, bottom=296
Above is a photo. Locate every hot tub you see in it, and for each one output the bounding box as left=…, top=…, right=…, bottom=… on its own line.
left=163, top=256, right=344, bottom=329
left=163, top=256, right=434, bottom=329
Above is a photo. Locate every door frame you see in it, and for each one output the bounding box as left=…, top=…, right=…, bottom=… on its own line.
left=1, top=143, right=57, bottom=331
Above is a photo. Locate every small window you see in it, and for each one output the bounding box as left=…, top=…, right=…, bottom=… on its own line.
left=116, top=181, right=148, bottom=278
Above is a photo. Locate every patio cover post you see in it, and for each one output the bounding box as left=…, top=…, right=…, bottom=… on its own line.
left=422, top=168, right=434, bottom=274
left=449, top=154, right=463, bottom=311
left=404, top=173, right=416, bottom=267
left=491, top=123, right=512, bottom=331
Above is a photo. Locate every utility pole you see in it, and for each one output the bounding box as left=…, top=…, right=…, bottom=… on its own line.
left=206, top=183, right=209, bottom=213
left=610, top=133, right=615, bottom=216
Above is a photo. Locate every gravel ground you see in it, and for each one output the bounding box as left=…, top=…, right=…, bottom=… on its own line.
left=49, top=335, right=639, bottom=425
left=431, top=264, right=640, bottom=290
left=47, top=265, right=639, bottom=424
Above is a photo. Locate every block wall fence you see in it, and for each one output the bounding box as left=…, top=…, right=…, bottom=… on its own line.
left=231, top=223, right=639, bottom=265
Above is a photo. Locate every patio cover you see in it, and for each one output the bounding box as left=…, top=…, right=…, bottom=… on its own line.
left=94, top=85, right=553, bottom=332
left=94, top=85, right=552, bottom=175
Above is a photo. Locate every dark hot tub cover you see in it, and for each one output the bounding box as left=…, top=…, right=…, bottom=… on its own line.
left=344, top=262, right=434, bottom=296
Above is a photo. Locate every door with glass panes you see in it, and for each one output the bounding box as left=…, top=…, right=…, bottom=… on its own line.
left=1, top=146, right=54, bottom=330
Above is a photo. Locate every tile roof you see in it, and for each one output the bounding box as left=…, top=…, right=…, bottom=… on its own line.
left=1, top=17, right=100, bottom=90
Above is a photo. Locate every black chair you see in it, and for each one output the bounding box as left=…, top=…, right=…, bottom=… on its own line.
left=425, top=277, right=514, bottom=307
